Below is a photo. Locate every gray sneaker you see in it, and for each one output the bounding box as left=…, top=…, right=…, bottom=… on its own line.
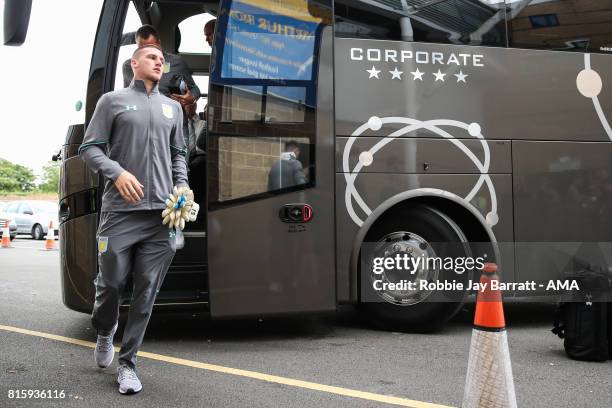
left=94, top=321, right=118, bottom=368
left=117, top=365, right=142, bottom=395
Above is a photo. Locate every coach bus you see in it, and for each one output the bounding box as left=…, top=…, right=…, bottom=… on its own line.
left=5, top=0, right=612, bottom=331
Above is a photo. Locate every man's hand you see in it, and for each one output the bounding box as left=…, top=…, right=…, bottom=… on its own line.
left=162, top=186, right=196, bottom=230
left=184, top=101, right=197, bottom=119
left=170, top=88, right=197, bottom=111
left=115, top=171, right=144, bottom=203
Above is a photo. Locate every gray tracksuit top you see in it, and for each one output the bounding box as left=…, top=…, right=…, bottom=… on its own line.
left=79, top=80, right=188, bottom=212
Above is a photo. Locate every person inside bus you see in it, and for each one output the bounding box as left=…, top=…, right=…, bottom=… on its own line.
left=268, top=141, right=307, bottom=191
left=179, top=18, right=216, bottom=159
left=188, top=19, right=217, bottom=124
left=193, top=18, right=216, bottom=121
left=123, top=25, right=200, bottom=105
left=204, top=18, right=215, bottom=48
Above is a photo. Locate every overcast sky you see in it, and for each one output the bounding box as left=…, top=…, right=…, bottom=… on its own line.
left=0, top=0, right=103, bottom=177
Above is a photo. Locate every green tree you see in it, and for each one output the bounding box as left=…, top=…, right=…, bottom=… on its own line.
left=38, top=161, right=60, bottom=193
left=0, top=158, right=36, bottom=192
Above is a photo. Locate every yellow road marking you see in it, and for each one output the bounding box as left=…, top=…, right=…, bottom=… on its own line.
left=0, top=324, right=455, bottom=408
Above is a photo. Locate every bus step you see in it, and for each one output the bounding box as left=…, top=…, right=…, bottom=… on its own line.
left=120, top=290, right=209, bottom=310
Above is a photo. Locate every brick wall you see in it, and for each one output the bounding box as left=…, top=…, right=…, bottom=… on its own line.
left=218, top=136, right=309, bottom=200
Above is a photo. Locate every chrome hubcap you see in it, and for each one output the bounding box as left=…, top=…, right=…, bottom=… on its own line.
left=369, top=231, right=439, bottom=306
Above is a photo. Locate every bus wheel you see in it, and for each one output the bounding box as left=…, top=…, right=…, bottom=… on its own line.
left=360, top=204, right=472, bottom=332
left=32, top=224, right=44, bottom=240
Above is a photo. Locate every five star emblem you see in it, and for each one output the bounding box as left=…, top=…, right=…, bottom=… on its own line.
left=366, top=64, right=469, bottom=84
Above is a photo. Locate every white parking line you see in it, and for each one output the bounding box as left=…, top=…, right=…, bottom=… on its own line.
left=2, top=244, right=55, bottom=250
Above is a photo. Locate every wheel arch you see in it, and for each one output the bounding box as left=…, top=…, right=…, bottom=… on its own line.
left=349, top=188, right=500, bottom=300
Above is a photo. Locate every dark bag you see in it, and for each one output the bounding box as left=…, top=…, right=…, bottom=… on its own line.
left=553, top=301, right=608, bottom=361
left=167, top=74, right=187, bottom=95
left=552, top=268, right=610, bottom=362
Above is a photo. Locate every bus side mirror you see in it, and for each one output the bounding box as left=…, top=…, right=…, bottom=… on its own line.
left=3, top=0, right=32, bottom=46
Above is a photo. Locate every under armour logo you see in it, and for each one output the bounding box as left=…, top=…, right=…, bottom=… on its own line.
left=125, top=105, right=138, bottom=111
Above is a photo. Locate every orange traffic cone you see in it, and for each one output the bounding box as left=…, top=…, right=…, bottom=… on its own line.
left=1, top=223, right=11, bottom=248
left=462, top=263, right=517, bottom=408
left=44, top=221, right=56, bottom=250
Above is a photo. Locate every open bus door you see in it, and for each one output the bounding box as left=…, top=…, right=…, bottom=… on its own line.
left=205, top=0, right=336, bottom=318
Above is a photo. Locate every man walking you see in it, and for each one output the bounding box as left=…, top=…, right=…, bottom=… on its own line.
left=79, top=44, right=188, bottom=395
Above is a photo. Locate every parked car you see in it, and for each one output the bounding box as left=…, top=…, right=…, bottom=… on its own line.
left=0, top=201, right=59, bottom=240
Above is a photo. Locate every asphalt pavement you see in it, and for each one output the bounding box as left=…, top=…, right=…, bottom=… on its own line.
left=1, top=237, right=611, bottom=408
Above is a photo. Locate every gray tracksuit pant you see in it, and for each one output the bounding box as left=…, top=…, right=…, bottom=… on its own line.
left=91, top=211, right=176, bottom=368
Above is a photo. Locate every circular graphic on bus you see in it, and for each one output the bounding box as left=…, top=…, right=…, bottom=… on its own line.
left=343, top=116, right=498, bottom=227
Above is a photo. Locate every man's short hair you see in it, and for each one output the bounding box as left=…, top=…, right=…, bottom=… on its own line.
left=135, top=24, right=159, bottom=41
left=285, top=141, right=300, bottom=151
left=132, top=44, right=163, bottom=59
left=204, top=19, right=216, bottom=31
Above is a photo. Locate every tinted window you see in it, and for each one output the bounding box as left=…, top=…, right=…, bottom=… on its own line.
left=217, top=1, right=327, bottom=81
left=208, top=0, right=331, bottom=204
left=334, top=0, right=507, bottom=47
left=178, top=13, right=216, bottom=54
left=193, top=74, right=209, bottom=112
left=506, top=0, right=612, bottom=54
left=114, top=1, right=140, bottom=91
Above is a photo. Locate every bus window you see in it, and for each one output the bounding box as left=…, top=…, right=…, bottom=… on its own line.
left=334, top=0, right=507, bottom=47
left=193, top=74, right=209, bottom=113
left=178, top=13, right=215, bottom=54
left=176, top=13, right=214, bottom=114
left=221, top=85, right=264, bottom=122
left=213, top=136, right=312, bottom=201
left=208, top=0, right=332, bottom=204
left=506, top=0, right=612, bottom=54
left=113, top=1, right=141, bottom=90
left=266, top=86, right=306, bottom=123
left=219, top=85, right=304, bottom=123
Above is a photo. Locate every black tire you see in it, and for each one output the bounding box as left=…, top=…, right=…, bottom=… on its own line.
left=10, top=235, right=15, bottom=241
left=32, top=224, right=44, bottom=240
left=359, top=204, right=472, bottom=332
